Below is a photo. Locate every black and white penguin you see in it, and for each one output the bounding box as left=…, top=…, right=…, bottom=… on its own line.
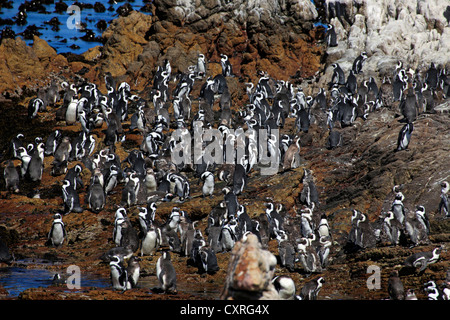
left=219, top=218, right=237, bottom=252
left=396, top=122, right=413, bottom=152
left=352, top=52, right=368, bottom=74
left=47, top=213, right=66, bottom=247
left=388, top=270, right=405, bottom=300
left=156, top=251, right=177, bottom=294
left=121, top=172, right=140, bottom=207
left=61, top=179, right=83, bottom=214
left=265, top=202, right=284, bottom=239
left=298, top=277, right=325, bottom=300
left=223, top=187, right=239, bottom=219
left=391, top=192, right=406, bottom=225
left=424, top=280, right=445, bottom=300
left=405, top=289, right=418, bottom=300
left=44, top=130, right=61, bottom=156
left=379, top=211, right=402, bottom=246
left=401, top=87, right=418, bottom=123
left=103, top=164, right=119, bottom=195
left=415, top=205, right=430, bottom=235
left=299, top=169, right=320, bottom=211
left=86, top=174, right=105, bottom=213
left=200, top=171, right=215, bottom=198
left=3, top=160, right=20, bottom=193
left=220, top=54, right=233, bottom=77
left=326, top=23, right=337, bottom=47
left=403, top=247, right=442, bottom=274
left=109, top=255, right=130, bottom=291
left=113, top=208, right=127, bottom=247
left=439, top=181, right=449, bottom=218
left=272, top=275, right=296, bottom=300
left=425, top=62, right=439, bottom=93
left=327, top=129, right=343, bottom=149
left=346, top=69, right=357, bottom=94
left=138, top=208, right=158, bottom=256
left=232, top=163, right=247, bottom=195
left=10, top=133, right=25, bottom=159
left=25, top=142, right=44, bottom=182
left=53, top=136, right=72, bottom=164
left=198, top=245, right=220, bottom=275
left=27, top=97, right=44, bottom=120
left=330, top=63, right=346, bottom=86
left=196, top=53, right=207, bottom=78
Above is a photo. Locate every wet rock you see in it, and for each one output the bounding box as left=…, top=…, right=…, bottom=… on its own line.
left=220, top=234, right=279, bottom=300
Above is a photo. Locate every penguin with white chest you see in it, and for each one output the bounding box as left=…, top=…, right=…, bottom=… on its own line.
left=138, top=208, right=159, bottom=256
left=47, top=213, right=66, bottom=247
left=200, top=171, right=215, bottom=198
left=156, top=251, right=177, bottom=294
left=87, top=174, right=105, bottom=213
left=403, top=247, right=442, bottom=274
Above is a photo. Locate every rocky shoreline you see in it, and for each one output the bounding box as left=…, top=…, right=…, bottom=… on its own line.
left=0, top=1, right=449, bottom=300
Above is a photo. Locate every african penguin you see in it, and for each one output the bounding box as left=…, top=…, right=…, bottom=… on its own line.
left=3, top=160, right=20, bottom=193
left=156, top=251, right=177, bottom=294
left=396, top=122, right=413, bottom=152
left=388, top=270, right=405, bottom=300
left=298, top=277, right=325, bottom=300
left=47, top=213, right=66, bottom=247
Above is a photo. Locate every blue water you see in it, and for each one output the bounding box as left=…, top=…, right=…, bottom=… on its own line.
left=0, top=266, right=109, bottom=297
left=0, top=0, right=151, bottom=55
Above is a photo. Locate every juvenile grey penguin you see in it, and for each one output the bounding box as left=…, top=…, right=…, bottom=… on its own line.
left=126, top=256, right=140, bottom=288
left=53, top=136, right=72, bottom=164
left=4, top=160, right=20, bottom=193
left=391, top=193, right=406, bottom=225
left=119, top=219, right=140, bottom=253
left=298, top=277, right=325, bottom=300
left=26, top=142, right=44, bottom=182
left=388, top=270, right=405, bottom=300
left=86, top=174, right=105, bottom=213
left=282, top=136, right=301, bottom=171
left=47, top=213, right=66, bottom=247
left=156, top=251, right=177, bottom=294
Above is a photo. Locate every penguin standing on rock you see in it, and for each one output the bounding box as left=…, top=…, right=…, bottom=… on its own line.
left=3, top=160, right=20, bottom=193
left=396, top=122, right=413, bottom=152
left=220, top=54, right=233, bottom=77
left=272, top=275, right=296, bottom=300
left=47, top=213, right=66, bottom=247
left=200, top=171, right=215, bottom=198
left=110, top=255, right=130, bottom=291
left=439, top=181, right=449, bottom=218
left=156, top=251, right=177, bottom=294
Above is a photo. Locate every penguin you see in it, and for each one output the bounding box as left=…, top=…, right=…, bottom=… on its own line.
left=200, top=171, right=215, bottom=198
left=3, top=160, right=20, bottom=193
left=27, top=97, right=44, bottom=120
left=330, top=63, right=345, bottom=86
left=327, top=129, right=343, bottom=149
left=198, top=245, right=220, bottom=275
left=404, top=209, right=429, bottom=247
left=299, top=169, right=320, bottom=211
left=272, top=275, right=296, bottom=300
left=297, top=236, right=322, bottom=273
left=223, top=187, right=239, bottom=219
left=219, top=218, right=237, bottom=252
left=100, top=245, right=134, bottom=263
left=10, top=133, right=25, bottom=159
left=138, top=209, right=159, bottom=256
left=265, top=202, right=284, bottom=239
left=232, top=163, right=247, bottom=195
left=64, top=164, right=84, bottom=191
left=282, top=136, right=301, bottom=171
left=86, top=174, right=105, bottom=213
left=300, top=208, right=314, bottom=238
left=61, top=179, right=83, bottom=214
left=352, top=52, right=368, bottom=74
left=317, top=213, right=331, bottom=239
left=388, top=270, right=405, bottom=300
left=144, top=168, right=157, bottom=194
left=103, top=164, right=119, bottom=195
left=113, top=208, right=127, bottom=247
left=235, top=205, right=253, bottom=240
left=396, top=122, right=413, bottom=152
left=298, top=277, right=325, bottom=300
left=439, top=181, right=449, bottom=218
left=45, top=130, right=61, bottom=156
left=65, top=96, right=79, bottom=125
left=47, top=213, right=66, bottom=247
left=156, top=251, right=177, bottom=294
left=380, top=211, right=402, bottom=246
left=401, top=87, right=418, bottom=123
left=391, top=193, right=406, bottom=225
left=121, top=172, right=140, bottom=207
left=346, top=69, right=357, bottom=94
left=126, top=256, right=140, bottom=288
left=415, top=205, right=430, bottom=235
left=317, top=236, right=332, bottom=269
left=403, top=247, right=442, bottom=274
left=28, top=143, right=44, bottom=176
left=326, top=23, right=337, bottom=47
left=195, top=53, right=207, bottom=78
left=109, top=255, right=130, bottom=291
left=220, top=54, right=233, bottom=77
left=53, top=136, right=72, bottom=164
left=425, top=62, right=439, bottom=92
left=119, top=219, right=140, bottom=253
left=346, top=209, right=377, bottom=251
left=424, top=280, right=445, bottom=300
left=276, top=230, right=296, bottom=272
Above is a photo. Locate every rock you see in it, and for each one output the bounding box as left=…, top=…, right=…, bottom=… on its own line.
left=220, top=233, right=279, bottom=300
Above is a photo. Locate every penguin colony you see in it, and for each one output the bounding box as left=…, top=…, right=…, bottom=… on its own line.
left=2, top=35, right=450, bottom=299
